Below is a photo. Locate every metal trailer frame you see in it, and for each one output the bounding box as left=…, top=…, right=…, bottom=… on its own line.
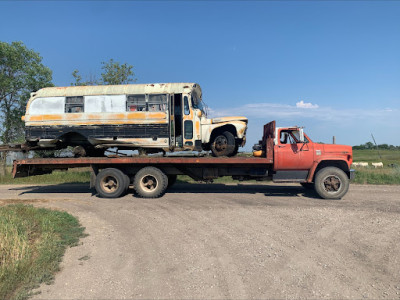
left=12, top=156, right=275, bottom=198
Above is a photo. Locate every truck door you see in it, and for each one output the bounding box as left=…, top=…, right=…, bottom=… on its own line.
left=274, top=129, right=314, bottom=170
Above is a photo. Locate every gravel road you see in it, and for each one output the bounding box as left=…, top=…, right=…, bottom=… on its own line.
left=1, top=183, right=400, bottom=299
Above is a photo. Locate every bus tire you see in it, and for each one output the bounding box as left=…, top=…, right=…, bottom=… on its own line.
left=314, top=167, right=349, bottom=199
left=96, top=168, right=129, bottom=198
left=134, top=167, right=168, bottom=198
left=210, top=131, right=236, bottom=157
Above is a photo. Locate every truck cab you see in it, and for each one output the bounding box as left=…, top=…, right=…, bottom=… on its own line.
left=253, top=121, right=354, bottom=199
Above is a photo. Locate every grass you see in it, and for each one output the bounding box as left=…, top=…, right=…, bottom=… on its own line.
left=353, top=149, right=400, bottom=184
left=352, top=149, right=400, bottom=185
left=353, top=149, right=400, bottom=167
left=353, top=167, right=400, bottom=185
left=0, top=204, right=86, bottom=300
left=0, top=169, right=90, bottom=185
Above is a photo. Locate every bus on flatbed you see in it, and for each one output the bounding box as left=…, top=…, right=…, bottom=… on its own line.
left=12, top=121, right=354, bottom=200
left=22, top=83, right=248, bottom=157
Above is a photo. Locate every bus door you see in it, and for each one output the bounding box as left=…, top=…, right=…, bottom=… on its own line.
left=182, top=95, right=194, bottom=149
left=168, top=94, right=175, bottom=150
left=173, top=94, right=183, bottom=148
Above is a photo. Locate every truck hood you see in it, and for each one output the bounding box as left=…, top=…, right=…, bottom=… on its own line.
left=317, top=144, right=353, bottom=165
left=211, top=116, right=248, bottom=124
left=321, top=144, right=352, bottom=155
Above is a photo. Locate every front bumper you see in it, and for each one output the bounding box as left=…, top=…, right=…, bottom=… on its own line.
left=349, top=169, right=356, bottom=180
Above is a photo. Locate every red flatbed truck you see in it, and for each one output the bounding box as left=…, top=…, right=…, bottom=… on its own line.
left=11, top=121, right=355, bottom=199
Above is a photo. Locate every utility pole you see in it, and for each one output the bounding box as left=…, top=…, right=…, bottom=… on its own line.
left=371, top=133, right=382, bottom=160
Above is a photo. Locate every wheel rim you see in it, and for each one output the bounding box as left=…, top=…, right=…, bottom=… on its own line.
left=322, top=175, right=342, bottom=193
left=214, top=135, right=228, bottom=152
left=101, top=175, right=119, bottom=193
left=140, top=174, right=158, bottom=192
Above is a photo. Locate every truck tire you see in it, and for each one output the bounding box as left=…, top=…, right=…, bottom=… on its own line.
left=95, top=168, right=129, bottom=198
left=210, top=131, right=236, bottom=157
left=167, top=174, right=177, bottom=188
left=314, top=167, right=349, bottom=199
left=123, top=174, right=131, bottom=195
left=134, top=167, right=168, bottom=198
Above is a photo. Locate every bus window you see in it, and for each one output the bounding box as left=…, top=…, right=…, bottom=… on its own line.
left=184, top=96, right=190, bottom=115
left=148, top=94, right=167, bottom=112
left=29, top=97, right=64, bottom=115
left=65, top=96, right=84, bottom=113
left=127, top=95, right=146, bottom=111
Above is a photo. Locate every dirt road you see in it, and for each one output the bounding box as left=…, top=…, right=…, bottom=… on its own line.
left=1, top=183, right=400, bottom=299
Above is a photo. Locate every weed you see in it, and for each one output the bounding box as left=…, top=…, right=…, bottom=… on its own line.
left=0, top=205, right=85, bottom=300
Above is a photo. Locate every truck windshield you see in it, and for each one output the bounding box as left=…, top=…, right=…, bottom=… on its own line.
left=280, top=130, right=309, bottom=144
left=291, top=131, right=308, bottom=143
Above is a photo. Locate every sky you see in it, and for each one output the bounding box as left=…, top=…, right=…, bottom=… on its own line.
left=1, top=1, right=399, bottom=149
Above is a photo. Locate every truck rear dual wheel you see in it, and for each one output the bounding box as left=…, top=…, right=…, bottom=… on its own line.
left=95, top=168, right=130, bottom=198
left=134, top=167, right=168, bottom=198
left=314, top=167, right=349, bottom=200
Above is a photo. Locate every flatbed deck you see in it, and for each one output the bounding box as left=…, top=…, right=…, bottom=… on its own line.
left=12, top=156, right=273, bottom=178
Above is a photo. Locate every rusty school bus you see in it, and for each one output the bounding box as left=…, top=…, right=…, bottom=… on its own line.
left=23, top=83, right=248, bottom=157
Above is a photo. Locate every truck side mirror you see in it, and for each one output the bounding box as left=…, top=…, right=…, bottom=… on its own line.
left=299, top=128, right=305, bottom=143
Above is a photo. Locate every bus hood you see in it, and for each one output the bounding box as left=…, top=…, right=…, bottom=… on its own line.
left=211, top=116, right=248, bottom=124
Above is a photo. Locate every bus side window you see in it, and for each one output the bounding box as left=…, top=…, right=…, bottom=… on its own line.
left=127, top=95, right=146, bottom=112
left=65, top=96, right=84, bottom=113
left=184, top=96, right=190, bottom=115
left=148, top=94, right=167, bottom=112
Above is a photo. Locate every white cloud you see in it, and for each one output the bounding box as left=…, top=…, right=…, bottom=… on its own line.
left=207, top=100, right=400, bottom=148
left=296, top=100, right=319, bottom=109
left=209, top=101, right=397, bottom=122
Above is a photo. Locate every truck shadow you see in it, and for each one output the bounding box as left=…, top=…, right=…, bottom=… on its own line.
left=166, top=182, right=320, bottom=199
left=8, top=183, right=94, bottom=195
left=7, top=182, right=320, bottom=199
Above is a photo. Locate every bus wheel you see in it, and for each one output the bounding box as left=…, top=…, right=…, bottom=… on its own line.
left=210, top=131, right=236, bottom=157
left=134, top=167, right=168, bottom=198
left=314, top=167, right=349, bottom=199
left=96, top=168, right=129, bottom=198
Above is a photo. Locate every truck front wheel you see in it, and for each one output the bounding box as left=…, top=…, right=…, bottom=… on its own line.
left=134, top=167, right=168, bottom=198
left=314, top=167, right=349, bottom=199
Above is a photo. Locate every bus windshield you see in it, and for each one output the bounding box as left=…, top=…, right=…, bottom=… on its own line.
left=192, top=96, right=207, bottom=116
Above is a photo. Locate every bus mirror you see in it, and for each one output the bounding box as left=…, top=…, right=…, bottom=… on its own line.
left=299, top=128, right=305, bottom=143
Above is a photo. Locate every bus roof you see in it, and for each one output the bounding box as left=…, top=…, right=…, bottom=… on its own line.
left=31, top=83, right=201, bottom=99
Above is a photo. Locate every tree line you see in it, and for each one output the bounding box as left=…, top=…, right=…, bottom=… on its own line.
left=353, top=142, right=400, bottom=150
left=0, top=41, right=136, bottom=146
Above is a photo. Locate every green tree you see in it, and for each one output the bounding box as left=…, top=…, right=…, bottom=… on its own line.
left=0, top=41, right=53, bottom=144
left=71, top=59, right=136, bottom=86
left=0, top=41, right=53, bottom=174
